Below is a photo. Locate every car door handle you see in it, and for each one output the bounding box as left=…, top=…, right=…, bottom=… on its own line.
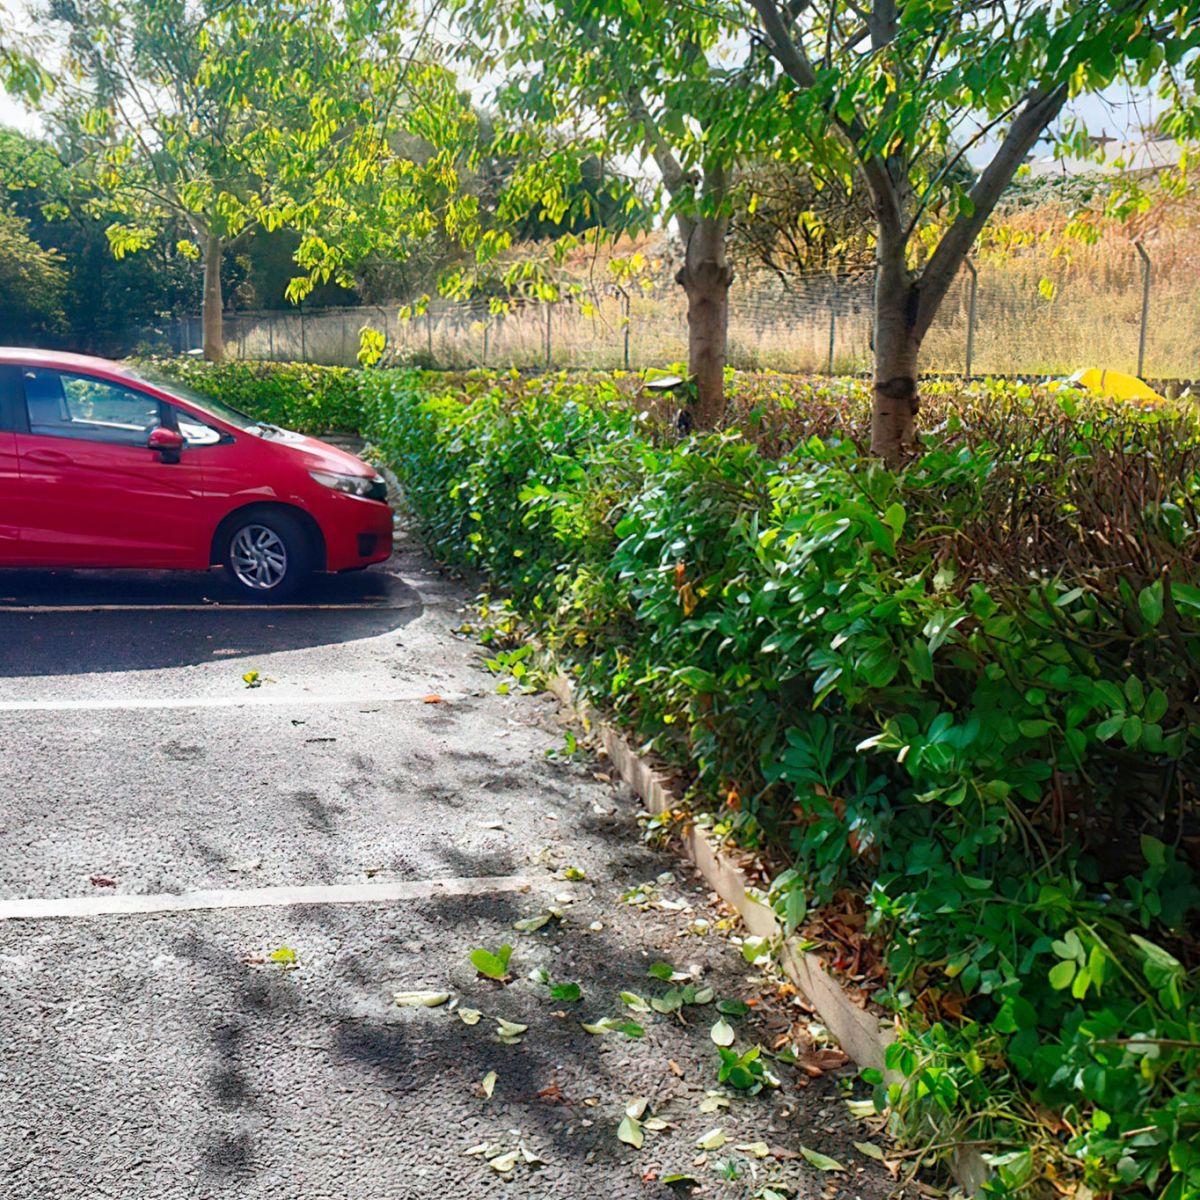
left=24, top=448, right=73, bottom=465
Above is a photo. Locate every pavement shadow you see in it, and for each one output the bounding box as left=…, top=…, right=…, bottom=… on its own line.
left=0, top=563, right=422, bottom=677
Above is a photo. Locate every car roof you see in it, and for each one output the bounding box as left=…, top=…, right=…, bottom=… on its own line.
left=0, top=348, right=136, bottom=377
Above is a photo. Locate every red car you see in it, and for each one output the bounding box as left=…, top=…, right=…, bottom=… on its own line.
left=0, top=349, right=393, bottom=599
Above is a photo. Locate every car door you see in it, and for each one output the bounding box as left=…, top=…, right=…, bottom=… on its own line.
left=14, top=366, right=213, bottom=568
left=0, top=367, right=21, bottom=559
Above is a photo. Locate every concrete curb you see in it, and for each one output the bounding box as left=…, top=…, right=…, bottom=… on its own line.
left=545, top=668, right=896, bottom=1075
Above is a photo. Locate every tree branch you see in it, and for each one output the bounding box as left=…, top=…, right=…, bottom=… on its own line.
left=915, top=81, right=1068, bottom=336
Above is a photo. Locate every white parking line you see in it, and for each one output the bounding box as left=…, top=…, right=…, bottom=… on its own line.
left=0, top=692, right=466, bottom=712
left=0, top=873, right=533, bottom=921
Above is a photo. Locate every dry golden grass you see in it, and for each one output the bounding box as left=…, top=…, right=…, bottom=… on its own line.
left=225, top=189, right=1200, bottom=382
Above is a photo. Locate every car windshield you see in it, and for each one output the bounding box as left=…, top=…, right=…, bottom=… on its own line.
left=128, top=365, right=264, bottom=432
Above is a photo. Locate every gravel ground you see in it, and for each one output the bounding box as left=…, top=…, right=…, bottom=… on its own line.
left=0, top=510, right=894, bottom=1200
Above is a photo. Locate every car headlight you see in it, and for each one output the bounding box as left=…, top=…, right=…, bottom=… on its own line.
left=309, top=470, right=385, bottom=498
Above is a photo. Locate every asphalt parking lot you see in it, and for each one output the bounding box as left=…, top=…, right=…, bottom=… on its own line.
left=0, top=522, right=890, bottom=1200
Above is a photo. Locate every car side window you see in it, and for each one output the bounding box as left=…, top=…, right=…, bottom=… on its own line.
left=165, top=403, right=223, bottom=448
left=22, top=369, right=161, bottom=446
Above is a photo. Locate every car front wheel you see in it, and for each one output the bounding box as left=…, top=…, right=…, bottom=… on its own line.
left=222, top=511, right=313, bottom=601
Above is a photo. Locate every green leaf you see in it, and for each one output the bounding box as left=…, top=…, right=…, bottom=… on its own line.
left=470, top=944, right=513, bottom=980
left=549, top=982, right=581, bottom=1002
left=800, top=1147, right=846, bottom=1171
left=1138, top=581, right=1164, bottom=627
left=716, top=999, right=750, bottom=1017
left=647, top=961, right=675, bottom=981
left=1048, top=959, right=1076, bottom=990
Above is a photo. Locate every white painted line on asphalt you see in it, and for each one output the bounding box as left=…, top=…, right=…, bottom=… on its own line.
left=0, top=602, right=415, bottom=613
left=0, top=873, right=533, bottom=921
left=0, top=692, right=467, bottom=712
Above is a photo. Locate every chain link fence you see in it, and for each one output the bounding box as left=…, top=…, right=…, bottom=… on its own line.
left=190, top=243, right=1198, bottom=387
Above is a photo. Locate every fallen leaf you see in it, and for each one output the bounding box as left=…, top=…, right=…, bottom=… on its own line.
left=538, top=1077, right=565, bottom=1102
left=470, top=944, right=513, bottom=981
left=463, top=1143, right=490, bottom=1156
left=268, top=946, right=297, bottom=966
left=710, top=1018, right=735, bottom=1047
left=89, top=876, right=117, bottom=888
left=800, top=1147, right=846, bottom=1172
left=549, top=981, right=581, bottom=1002
left=481, top=1070, right=497, bottom=1099
left=580, top=1019, right=618, bottom=1035
left=561, top=865, right=586, bottom=881
left=661, top=1174, right=699, bottom=1185
left=488, top=1150, right=519, bottom=1173
left=735, top=1142, right=770, bottom=1158
left=242, top=670, right=260, bottom=688
left=513, top=913, right=551, bottom=933
left=519, top=1142, right=541, bottom=1165
left=458, top=1008, right=482, bottom=1025
left=621, top=991, right=651, bottom=1013
left=699, top=1093, right=730, bottom=1114
left=422, top=694, right=443, bottom=704
left=668, top=1059, right=684, bottom=1078
left=643, top=1117, right=669, bottom=1131
left=716, top=999, right=751, bottom=1017
left=495, top=1017, right=528, bottom=1040
left=617, top=1115, right=644, bottom=1148
left=696, top=1129, right=727, bottom=1151
left=394, top=991, right=450, bottom=1008
left=647, top=961, right=676, bottom=981
left=625, top=1097, right=649, bottom=1120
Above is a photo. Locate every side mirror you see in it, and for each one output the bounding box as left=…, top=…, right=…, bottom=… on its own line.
left=148, top=426, right=185, bottom=463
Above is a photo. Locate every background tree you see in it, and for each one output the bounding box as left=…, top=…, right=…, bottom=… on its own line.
left=1, top=126, right=202, bottom=351
left=40, top=0, right=475, bottom=362
left=744, top=0, right=1200, bottom=461
left=455, top=0, right=769, bottom=427
left=0, top=203, right=68, bottom=340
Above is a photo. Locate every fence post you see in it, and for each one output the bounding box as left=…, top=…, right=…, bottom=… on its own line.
left=299, top=303, right=307, bottom=362
left=426, top=310, right=434, bottom=363
left=964, top=258, right=978, bottom=378
left=827, top=282, right=838, bottom=376
left=268, top=318, right=275, bottom=362
left=340, top=312, right=349, bottom=366
left=1134, top=241, right=1151, bottom=379
left=545, top=301, right=553, bottom=367
left=622, top=291, right=631, bottom=370
left=483, top=319, right=489, bottom=364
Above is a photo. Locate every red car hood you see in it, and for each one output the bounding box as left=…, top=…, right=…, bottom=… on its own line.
left=271, top=429, right=378, bottom=478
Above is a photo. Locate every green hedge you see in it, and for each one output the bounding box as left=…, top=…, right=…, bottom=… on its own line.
left=136, top=356, right=371, bottom=433
left=376, top=369, right=1200, bottom=1200
left=144, top=358, right=1200, bottom=1199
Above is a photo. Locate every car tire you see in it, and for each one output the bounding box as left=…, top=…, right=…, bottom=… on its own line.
left=221, top=510, right=314, bottom=601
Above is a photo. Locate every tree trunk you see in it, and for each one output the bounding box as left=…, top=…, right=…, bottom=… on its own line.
left=870, top=254, right=921, bottom=466
left=202, top=233, right=225, bottom=363
left=675, top=212, right=732, bottom=430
